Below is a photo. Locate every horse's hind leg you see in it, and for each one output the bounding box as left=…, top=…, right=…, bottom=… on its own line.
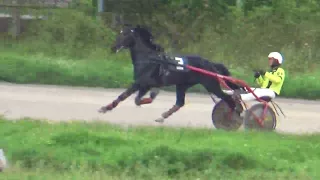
left=209, top=85, right=243, bottom=115
left=98, top=83, right=139, bottom=113
left=155, top=84, right=192, bottom=123
left=201, top=80, right=242, bottom=113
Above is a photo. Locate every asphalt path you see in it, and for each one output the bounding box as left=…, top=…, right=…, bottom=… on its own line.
left=0, top=82, right=319, bottom=134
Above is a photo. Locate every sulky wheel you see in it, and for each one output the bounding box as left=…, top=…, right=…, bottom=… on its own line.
left=243, top=103, right=277, bottom=131
left=212, top=100, right=243, bottom=131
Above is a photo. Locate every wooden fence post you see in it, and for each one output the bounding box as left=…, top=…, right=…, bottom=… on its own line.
left=11, top=7, right=20, bottom=38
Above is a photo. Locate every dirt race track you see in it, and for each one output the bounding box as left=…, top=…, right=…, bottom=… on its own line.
left=0, top=82, right=319, bottom=134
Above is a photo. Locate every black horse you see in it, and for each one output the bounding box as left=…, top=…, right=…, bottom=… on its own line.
left=98, top=24, right=244, bottom=123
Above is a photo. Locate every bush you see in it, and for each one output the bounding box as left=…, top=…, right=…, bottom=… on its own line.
left=11, top=9, right=116, bottom=59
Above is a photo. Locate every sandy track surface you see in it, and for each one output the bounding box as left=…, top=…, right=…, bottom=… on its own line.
left=0, top=82, right=319, bottom=134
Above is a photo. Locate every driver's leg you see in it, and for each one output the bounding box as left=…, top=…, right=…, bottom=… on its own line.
left=223, top=87, right=256, bottom=94
left=240, top=88, right=276, bottom=102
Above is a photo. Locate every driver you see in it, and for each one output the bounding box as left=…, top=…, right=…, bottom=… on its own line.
left=240, top=52, right=286, bottom=102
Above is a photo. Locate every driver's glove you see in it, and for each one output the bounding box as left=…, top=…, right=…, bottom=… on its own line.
left=254, top=71, right=261, bottom=78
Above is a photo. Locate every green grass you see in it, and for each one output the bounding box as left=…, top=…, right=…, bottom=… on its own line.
left=0, top=117, right=319, bottom=179
left=0, top=51, right=133, bottom=88
left=0, top=51, right=319, bottom=100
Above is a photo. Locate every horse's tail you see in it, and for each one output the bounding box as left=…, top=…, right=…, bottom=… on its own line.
left=203, top=59, right=244, bottom=91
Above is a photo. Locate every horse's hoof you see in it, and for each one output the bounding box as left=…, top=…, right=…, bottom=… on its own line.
left=98, top=106, right=109, bottom=113
left=98, top=109, right=105, bottom=113
left=155, top=117, right=165, bottom=123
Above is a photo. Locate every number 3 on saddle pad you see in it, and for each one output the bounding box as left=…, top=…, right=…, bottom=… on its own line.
left=171, top=56, right=189, bottom=72
left=175, top=57, right=184, bottom=70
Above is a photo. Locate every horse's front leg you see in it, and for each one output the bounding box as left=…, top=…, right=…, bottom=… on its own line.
left=135, top=87, right=160, bottom=106
left=98, top=83, right=139, bottom=113
left=149, top=88, right=160, bottom=100
left=155, top=84, right=189, bottom=123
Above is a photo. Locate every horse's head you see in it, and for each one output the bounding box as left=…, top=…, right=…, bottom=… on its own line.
left=111, top=25, right=136, bottom=53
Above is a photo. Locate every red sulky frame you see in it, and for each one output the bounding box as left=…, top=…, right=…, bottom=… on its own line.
left=185, top=64, right=272, bottom=128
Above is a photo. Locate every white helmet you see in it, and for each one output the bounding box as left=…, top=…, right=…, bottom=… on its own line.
left=268, top=52, right=284, bottom=64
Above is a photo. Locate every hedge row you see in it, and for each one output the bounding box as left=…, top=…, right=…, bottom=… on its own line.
left=0, top=52, right=319, bottom=100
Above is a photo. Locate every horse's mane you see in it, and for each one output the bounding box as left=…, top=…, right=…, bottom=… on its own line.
left=133, top=25, right=156, bottom=49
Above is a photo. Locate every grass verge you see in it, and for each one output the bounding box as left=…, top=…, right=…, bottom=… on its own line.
left=0, top=117, right=319, bottom=179
left=0, top=51, right=319, bottom=99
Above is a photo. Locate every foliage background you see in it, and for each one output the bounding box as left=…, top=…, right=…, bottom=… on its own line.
left=0, top=0, right=319, bottom=98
